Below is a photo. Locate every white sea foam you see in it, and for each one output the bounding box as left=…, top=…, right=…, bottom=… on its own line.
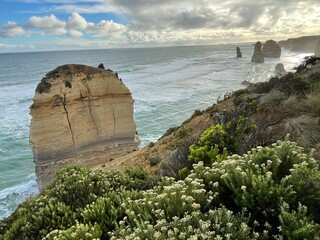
left=0, top=174, right=38, bottom=220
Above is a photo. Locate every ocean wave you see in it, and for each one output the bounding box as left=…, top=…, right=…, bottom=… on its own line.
left=0, top=175, right=38, bottom=220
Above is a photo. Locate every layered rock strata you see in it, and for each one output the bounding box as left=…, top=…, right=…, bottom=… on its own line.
left=262, top=40, right=281, bottom=58
left=30, top=64, right=139, bottom=191
left=251, top=41, right=264, bottom=63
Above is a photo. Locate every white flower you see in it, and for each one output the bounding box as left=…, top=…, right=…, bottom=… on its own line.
left=186, top=196, right=195, bottom=203
left=192, top=203, right=200, bottom=209
left=154, top=232, right=161, bottom=238
left=241, top=185, right=247, bottom=191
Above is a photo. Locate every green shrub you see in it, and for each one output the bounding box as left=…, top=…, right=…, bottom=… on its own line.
left=189, top=124, right=232, bottom=165
left=112, top=206, right=259, bottom=240
left=252, top=73, right=311, bottom=95
left=279, top=203, right=320, bottom=239
left=2, top=197, right=76, bottom=240
left=44, top=222, right=102, bottom=240
left=82, top=190, right=143, bottom=239
left=191, top=140, right=319, bottom=238
left=45, top=166, right=108, bottom=210
left=1, top=141, right=320, bottom=240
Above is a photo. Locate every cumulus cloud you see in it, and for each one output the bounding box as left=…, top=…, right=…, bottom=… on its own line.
left=25, top=14, right=66, bottom=34
left=67, top=12, right=88, bottom=30
left=0, top=22, right=27, bottom=37
left=0, top=12, right=127, bottom=39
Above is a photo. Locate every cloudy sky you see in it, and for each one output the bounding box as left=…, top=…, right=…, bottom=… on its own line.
left=0, top=0, right=319, bottom=52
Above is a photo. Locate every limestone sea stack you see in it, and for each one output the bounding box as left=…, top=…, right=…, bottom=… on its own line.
left=262, top=40, right=281, bottom=58
left=236, top=46, right=242, bottom=58
left=275, top=63, right=286, bottom=76
left=251, top=41, right=264, bottom=63
left=30, top=64, right=139, bottom=191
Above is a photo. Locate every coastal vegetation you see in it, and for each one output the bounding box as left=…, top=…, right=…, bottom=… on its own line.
left=1, top=56, right=320, bottom=239
left=1, top=139, right=320, bottom=239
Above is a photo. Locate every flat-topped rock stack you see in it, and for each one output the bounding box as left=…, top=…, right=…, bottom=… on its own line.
left=30, top=64, right=139, bottom=191
left=263, top=40, right=281, bottom=58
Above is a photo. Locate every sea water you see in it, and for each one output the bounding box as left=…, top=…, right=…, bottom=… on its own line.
left=0, top=44, right=310, bottom=220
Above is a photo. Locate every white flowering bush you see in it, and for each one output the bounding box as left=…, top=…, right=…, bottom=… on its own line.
left=45, top=166, right=152, bottom=211
left=1, top=140, right=320, bottom=239
left=109, top=140, right=320, bottom=239
left=81, top=189, right=143, bottom=239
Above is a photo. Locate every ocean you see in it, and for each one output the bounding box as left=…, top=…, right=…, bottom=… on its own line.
left=0, top=44, right=310, bottom=220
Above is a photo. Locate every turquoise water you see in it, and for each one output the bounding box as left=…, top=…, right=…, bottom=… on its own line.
left=0, top=45, right=308, bottom=219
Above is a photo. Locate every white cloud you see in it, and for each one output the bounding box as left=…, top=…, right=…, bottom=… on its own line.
left=88, top=20, right=126, bottom=36
left=25, top=14, right=66, bottom=34
left=0, top=13, right=127, bottom=39
left=67, top=29, right=83, bottom=37
left=67, top=12, right=88, bottom=30
left=0, top=22, right=27, bottom=37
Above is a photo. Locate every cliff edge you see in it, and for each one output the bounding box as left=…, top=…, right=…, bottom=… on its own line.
left=30, top=64, right=139, bottom=191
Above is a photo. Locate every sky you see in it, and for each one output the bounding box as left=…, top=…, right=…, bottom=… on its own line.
left=0, top=0, right=319, bottom=52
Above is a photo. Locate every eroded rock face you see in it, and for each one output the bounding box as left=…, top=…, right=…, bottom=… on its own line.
left=262, top=40, right=281, bottom=58
left=30, top=64, right=139, bottom=191
left=251, top=41, right=264, bottom=63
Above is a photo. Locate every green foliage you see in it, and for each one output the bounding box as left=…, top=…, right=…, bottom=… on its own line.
left=189, top=112, right=256, bottom=166
left=45, top=166, right=108, bottom=210
left=279, top=203, right=320, bottom=239
left=1, top=141, right=320, bottom=240
left=0, top=166, right=152, bottom=240
left=112, top=206, right=257, bottom=240
left=189, top=124, right=231, bottom=165
left=2, top=196, right=76, bottom=239
left=191, top=140, right=319, bottom=238
left=252, top=72, right=311, bottom=96
left=44, top=222, right=102, bottom=240
left=82, top=190, right=143, bottom=239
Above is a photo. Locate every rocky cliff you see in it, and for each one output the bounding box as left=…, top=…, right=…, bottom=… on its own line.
left=262, top=40, right=281, bottom=58
left=30, top=64, right=139, bottom=191
left=251, top=41, right=264, bottom=63
left=285, top=35, right=320, bottom=52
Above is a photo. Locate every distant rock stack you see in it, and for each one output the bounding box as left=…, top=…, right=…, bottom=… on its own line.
left=236, top=46, right=242, bottom=58
left=263, top=40, right=281, bottom=58
left=251, top=41, right=265, bottom=63
left=275, top=63, right=286, bottom=76
left=29, top=64, right=139, bottom=191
